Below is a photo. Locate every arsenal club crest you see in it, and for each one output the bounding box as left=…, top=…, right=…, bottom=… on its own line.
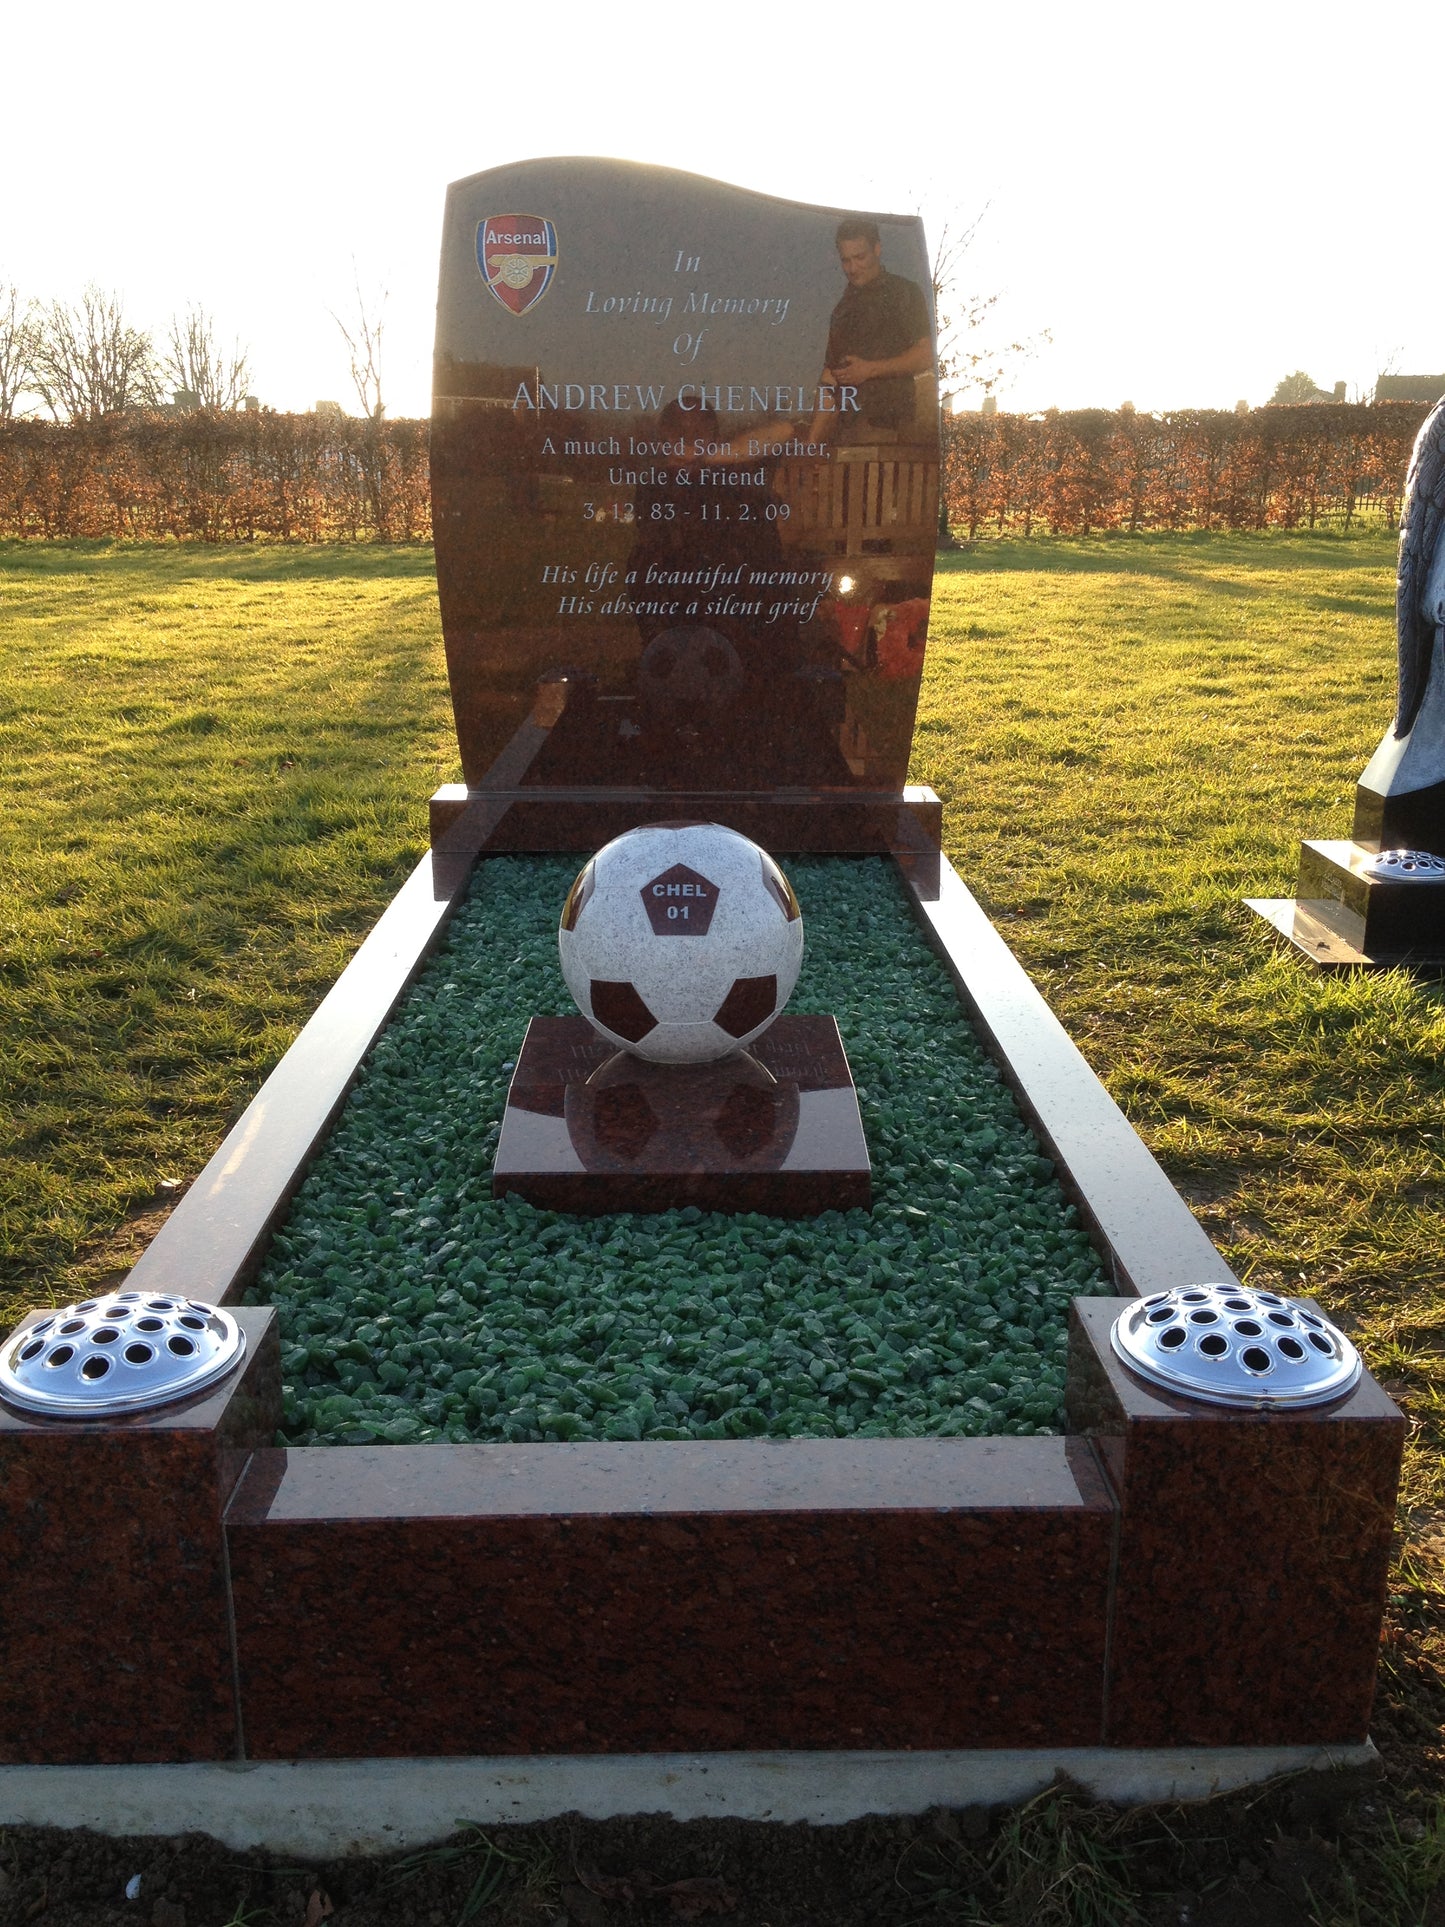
left=476, top=214, right=558, bottom=316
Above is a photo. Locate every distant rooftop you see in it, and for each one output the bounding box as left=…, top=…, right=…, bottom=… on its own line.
left=1374, top=375, right=1445, bottom=404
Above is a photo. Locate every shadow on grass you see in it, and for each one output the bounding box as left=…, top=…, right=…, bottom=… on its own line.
left=935, top=528, right=1396, bottom=582
left=1307, top=592, right=1398, bottom=619
left=0, top=540, right=437, bottom=583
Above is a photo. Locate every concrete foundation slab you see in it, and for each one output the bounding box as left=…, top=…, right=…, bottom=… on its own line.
left=0, top=1743, right=1379, bottom=1857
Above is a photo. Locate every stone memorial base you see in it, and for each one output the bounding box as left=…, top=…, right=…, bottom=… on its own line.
left=0, top=847, right=1404, bottom=1795
left=492, top=1014, right=870, bottom=1217
left=1248, top=701, right=1445, bottom=967
left=1247, top=838, right=1445, bottom=968
left=428, top=782, right=943, bottom=897
left=0, top=1293, right=1398, bottom=1771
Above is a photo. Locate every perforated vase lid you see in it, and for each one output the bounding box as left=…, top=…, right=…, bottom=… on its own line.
left=1361, top=849, right=1445, bottom=882
left=0, top=1294, right=246, bottom=1418
left=1111, top=1283, right=1361, bottom=1409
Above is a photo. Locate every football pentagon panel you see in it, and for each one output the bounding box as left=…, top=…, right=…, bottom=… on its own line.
left=559, top=823, right=805, bottom=1063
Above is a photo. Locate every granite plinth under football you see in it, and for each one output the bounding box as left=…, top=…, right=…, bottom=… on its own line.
left=225, top=1434, right=1112, bottom=1758
left=493, top=1014, right=870, bottom=1215
left=0, top=1307, right=279, bottom=1764
left=1066, top=1298, right=1403, bottom=1747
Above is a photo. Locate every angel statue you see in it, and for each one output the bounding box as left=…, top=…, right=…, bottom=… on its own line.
left=1356, top=396, right=1445, bottom=852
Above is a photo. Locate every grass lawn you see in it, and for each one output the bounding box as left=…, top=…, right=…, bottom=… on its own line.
left=923, top=532, right=1444, bottom=1424
left=2, top=530, right=1444, bottom=1913
left=0, top=541, right=460, bottom=1315
left=923, top=533, right=1445, bottom=1790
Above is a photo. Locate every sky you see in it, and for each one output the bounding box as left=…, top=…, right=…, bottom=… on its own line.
left=3, top=0, right=1442, bottom=420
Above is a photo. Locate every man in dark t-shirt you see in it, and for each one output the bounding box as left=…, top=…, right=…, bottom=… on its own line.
left=817, top=218, right=933, bottom=437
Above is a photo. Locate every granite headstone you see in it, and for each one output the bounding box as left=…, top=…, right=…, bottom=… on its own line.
left=431, top=158, right=939, bottom=845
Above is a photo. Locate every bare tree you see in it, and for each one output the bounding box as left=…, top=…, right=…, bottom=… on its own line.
left=1365, top=345, right=1405, bottom=404
left=928, top=208, right=1048, bottom=545
left=160, top=305, right=251, bottom=409
left=930, top=208, right=1047, bottom=405
left=29, top=286, right=159, bottom=420
left=331, top=269, right=387, bottom=419
left=0, top=281, right=38, bottom=421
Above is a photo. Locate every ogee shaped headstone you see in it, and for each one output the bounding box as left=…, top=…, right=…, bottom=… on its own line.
left=430, top=158, right=940, bottom=804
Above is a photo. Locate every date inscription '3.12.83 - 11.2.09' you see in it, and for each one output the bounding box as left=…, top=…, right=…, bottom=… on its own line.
left=431, top=158, right=941, bottom=798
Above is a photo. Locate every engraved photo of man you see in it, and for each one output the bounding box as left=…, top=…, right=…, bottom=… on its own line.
left=814, top=218, right=933, bottom=440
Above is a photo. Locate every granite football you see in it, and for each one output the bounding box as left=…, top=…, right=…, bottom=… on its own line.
left=558, top=823, right=804, bottom=1063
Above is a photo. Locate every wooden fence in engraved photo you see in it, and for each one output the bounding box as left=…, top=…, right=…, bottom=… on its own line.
left=775, top=445, right=939, bottom=562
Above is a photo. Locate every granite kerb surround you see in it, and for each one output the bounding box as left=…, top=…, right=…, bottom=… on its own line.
left=0, top=838, right=1405, bottom=1768
left=904, top=861, right=1236, bottom=1298
left=1067, top=1298, right=1403, bottom=1749
left=0, top=151, right=1405, bottom=1793
left=0, top=1307, right=280, bottom=1764
left=224, top=1435, right=1115, bottom=1758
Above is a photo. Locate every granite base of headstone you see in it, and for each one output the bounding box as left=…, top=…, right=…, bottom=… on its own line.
left=492, top=1014, right=870, bottom=1216
left=1247, top=723, right=1445, bottom=967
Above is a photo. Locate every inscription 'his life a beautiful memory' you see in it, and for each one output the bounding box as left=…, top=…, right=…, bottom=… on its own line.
left=540, top=555, right=836, bottom=625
